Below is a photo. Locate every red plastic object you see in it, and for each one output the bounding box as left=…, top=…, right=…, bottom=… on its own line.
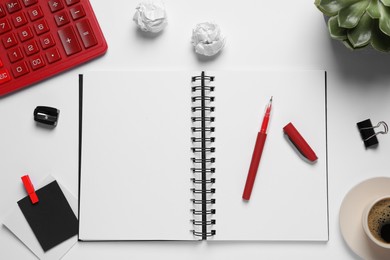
left=0, top=68, right=11, bottom=84
left=0, top=0, right=107, bottom=96
left=21, top=175, right=39, bottom=204
left=242, top=132, right=267, bottom=201
left=283, top=122, right=318, bottom=162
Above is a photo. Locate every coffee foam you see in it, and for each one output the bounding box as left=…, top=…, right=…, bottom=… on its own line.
left=367, top=198, right=390, bottom=243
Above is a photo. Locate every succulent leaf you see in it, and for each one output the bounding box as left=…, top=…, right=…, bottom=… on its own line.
left=314, top=0, right=352, bottom=16
left=372, top=20, right=390, bottom=51
left=379, top=3, right=390, bottom=35
left=315, top=0, right=390, bottom=51
left=328, top=16, right=348, bottom=39
left=338, top=1, right=370, bottom=28
left=347, top=13, right=373, bottom=47
left=367, top=0, right=381, bottom=18
left=380, top=0, right=390, bottom=7
left=342, top=39, right=356, bottom=49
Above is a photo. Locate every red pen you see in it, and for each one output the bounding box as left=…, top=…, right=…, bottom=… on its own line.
left=242, top=97, right=272, bottom=201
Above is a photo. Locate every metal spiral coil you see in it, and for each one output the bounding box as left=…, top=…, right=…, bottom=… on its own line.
left=190, top=71, right=216, bottom=239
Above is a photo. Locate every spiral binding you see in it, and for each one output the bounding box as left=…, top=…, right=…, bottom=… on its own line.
left=191, top=71, right=216, bottom=240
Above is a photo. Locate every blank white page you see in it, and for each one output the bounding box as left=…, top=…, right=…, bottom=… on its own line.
left=79, top=71, right=194, bottom=240
left=79, top=70, right=328, bottom=241
left=211, top=70, right=328, bottom=241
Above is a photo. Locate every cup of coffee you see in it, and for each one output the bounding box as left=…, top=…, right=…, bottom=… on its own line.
left=362, top=195, right=390, bottom=249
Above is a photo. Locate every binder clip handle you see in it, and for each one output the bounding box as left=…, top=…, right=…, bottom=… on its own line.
left=357, top=119, right=388, bottom=148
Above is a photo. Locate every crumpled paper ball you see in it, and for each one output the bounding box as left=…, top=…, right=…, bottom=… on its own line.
left=191, top=22, right=226, bottom=56
left=133, top=0, right=167, bottom=33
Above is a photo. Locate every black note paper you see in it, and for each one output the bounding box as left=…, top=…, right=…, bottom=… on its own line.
left=17, top=180, right=78, bottom=252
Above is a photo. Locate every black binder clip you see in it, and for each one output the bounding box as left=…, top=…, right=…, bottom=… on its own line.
left=357, top=119, right=388, bottom=148
left=34, top=106, right=60, bottom=127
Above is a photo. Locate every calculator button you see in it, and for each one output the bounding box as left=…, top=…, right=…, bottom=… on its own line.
left=18, top=26, right=33, bottom=42
left=11, top=60, right=29, bottom=78
left=8, top=46, right=24, bottom=62
left=54, top=11, right=70, bottom=27
left=48, top=0, right=64, bottom=13
left=0, top=19, right=12, bottom=35
left=58, top=26, right=81, bottom=55
left=0, top=5, right=6, bottom=18
left=0, top=68, right=12, bottom=85
left=29, top=54, right=45, bottom=70
left=65, top=0, right=79, bottom=6
left=2, top=33, right=18, bottom=48
left=23, top=40, right=39, bottom=56
left=27, top=6, right=43, bottom=21
left=45, top=47, right=61, bottom=63
left=69, top=5, right=85, bottom=20
left=39, top=34, right=55, bottom=49
left=23, top=0, right=38, bottom=7
left=5, top=0, right=21, bottom=14
left=76, top=20, right=97, bottom=49
left=33, top=19, right=50, bottom=35
left=12, top=12, right=28, bottom=28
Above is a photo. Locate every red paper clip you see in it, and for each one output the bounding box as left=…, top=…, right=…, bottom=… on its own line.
left=21, top=175, right=39, bottom=204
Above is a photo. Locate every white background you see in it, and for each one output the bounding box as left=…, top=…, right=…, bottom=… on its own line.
left=2, top=0, right=390, bottom=259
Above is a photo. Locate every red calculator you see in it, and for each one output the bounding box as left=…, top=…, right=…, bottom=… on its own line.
left=0, top=0, right=107, bottom=96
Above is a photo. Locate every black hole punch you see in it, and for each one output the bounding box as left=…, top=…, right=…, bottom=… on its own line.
left=34, top=106, right=60, bottom=127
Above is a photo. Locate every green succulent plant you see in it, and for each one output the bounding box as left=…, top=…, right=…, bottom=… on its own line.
left=315, top=0, right=390, bottom=51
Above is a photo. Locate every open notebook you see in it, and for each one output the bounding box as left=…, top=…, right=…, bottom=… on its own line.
left=78, top=70, right=328, bottom=241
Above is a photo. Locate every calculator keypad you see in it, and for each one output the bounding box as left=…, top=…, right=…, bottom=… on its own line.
left=23, top=0, right=38, bottom=7
left=48, top=0, right=64, bottom=13
left=2, top=32, right=18, bottom=48
left=11, top=60, right=29, bottom=77
left=0, top=59, right=11, bottom=84
left=75, top=19, right=95, bottom=48
left=5, top=0, right=22, bottom=14
left=0, top=0, right=107, bottom=94
left=27, top=5, right=43, bottom=21
left=0, top=4, right=6, bottom=17
left=0, top=18, right=12, bottom=34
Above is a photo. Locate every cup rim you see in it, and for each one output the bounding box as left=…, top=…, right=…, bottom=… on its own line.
left=362, top=195, right=390, bottom=249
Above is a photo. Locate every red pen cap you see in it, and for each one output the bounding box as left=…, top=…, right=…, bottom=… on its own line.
left=283, top=122, right=318, bottom=162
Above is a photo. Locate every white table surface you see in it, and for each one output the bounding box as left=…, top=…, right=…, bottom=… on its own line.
left=2, top=0, right=390, bottom=259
